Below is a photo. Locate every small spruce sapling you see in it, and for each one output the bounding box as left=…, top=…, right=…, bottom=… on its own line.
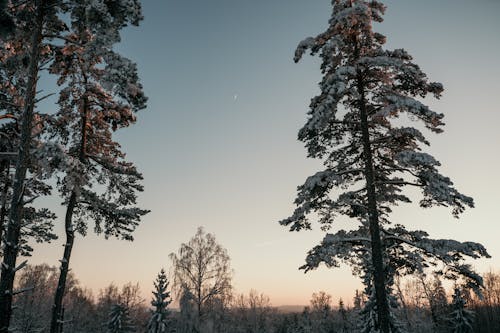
left=147, top=269, right=173, bottom=333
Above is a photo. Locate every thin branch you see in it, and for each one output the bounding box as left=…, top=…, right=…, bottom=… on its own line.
left=34, top=92, right=56, bottom=104
left=43, top=34, right=82, bottom=46
left=0, top=152, right=17, bottom=161
left=12, top=286, right=34, bottom=296
left=22, top=195, right=40, bottom=206
left=14, top=260, right=27, bottom=273
left=375, top=180, right=422, bottom=187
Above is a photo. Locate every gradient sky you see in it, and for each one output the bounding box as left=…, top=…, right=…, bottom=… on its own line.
left=30, top=0, right=500, bottom=306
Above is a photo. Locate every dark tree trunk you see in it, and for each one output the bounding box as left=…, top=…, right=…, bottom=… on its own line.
left=357, top=74, right=391, bottom=333
left=0, top=160, right=10, bottom=249
left=49, top=191, right=76, bottom=333
left=50, top=98, right=88, bottom=333
left=0, top=1, right=45, bottom=331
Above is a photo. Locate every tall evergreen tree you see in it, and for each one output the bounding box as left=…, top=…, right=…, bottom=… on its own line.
left=0, top=1, right=68, bottom=329
left=147, top=269, right=172, bottom=333
left=281, top=1, right=488, bottom=332
left=46, top=1, right=148, bottom=332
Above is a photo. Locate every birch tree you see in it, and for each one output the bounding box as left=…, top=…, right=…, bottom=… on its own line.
left=281, top=1, right=488, bottom=332
left=170, top=227, right=232, bottom=332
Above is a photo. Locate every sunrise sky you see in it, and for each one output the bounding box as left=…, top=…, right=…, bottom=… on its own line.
left=31, top=0, right=500, bottom=306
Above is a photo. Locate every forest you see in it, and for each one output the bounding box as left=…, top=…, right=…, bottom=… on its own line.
left=0, top=0, right=498, bottom=332
left=8, top=243, right=500, bottom=333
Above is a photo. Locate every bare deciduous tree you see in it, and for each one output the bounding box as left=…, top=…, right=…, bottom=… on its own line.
left=169, top=227, right=232, bottom=331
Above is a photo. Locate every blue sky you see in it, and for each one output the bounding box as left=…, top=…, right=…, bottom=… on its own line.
left=31, top=0, right=500, bottom=305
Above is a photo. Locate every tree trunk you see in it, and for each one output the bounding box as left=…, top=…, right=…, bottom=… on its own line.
left=357, top=75, right=391, bottom=333
left=0, top=1, right=45, bottom=331
left=0, top=160, right=10, bottom=250
left=50, top=97, right=88, bottom=333
left=49, top=191, right=76, bottom=333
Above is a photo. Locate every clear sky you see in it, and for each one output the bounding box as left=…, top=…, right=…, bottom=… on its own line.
left=31, top=0, right=500, bottom=306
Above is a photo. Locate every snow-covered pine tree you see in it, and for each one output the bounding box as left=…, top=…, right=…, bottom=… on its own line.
left=281, top=2, right=488, bottom=332
left=147, top=269, right=172, bottom=333
left=0, top=122, right=57, bottom=259
left=107, top=303, right=135, bottom=333
left=47, top=1, right=148, bottom=332
left=450, top=287, right=474, bottom=333
left=0, top=2, right=62, bottom=259
left=0, top=1, right=68, bottom=329
left=0, top=68, right=57, bottom=257
left=301, top=224, right=488, bottom=332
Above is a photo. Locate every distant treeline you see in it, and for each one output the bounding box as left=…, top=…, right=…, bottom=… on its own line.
left=9, top=264, right=500, bottom=333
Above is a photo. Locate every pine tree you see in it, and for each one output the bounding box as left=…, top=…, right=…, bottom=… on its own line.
left=281, top=1, right=488, bottom=332
left=301, top=224, right=488, bottom=332
left=0, top=7, right=60, bottom=259
left=147, top=269, right=172, bottom=333
left=47, top=1, right=148, bottom=331
left=450, top=287, right=474, bottom=333
left=0, top=1, right=68, bottom=329
left=107, top=303, right=135, bottom=333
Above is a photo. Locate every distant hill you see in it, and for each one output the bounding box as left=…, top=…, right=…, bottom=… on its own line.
left=171, top=305, right=306, bottom=313
left=275, top=305, right=306, bottom=313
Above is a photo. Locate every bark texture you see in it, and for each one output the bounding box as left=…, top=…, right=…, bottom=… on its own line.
left=357, top=74, right=391, bottom=333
